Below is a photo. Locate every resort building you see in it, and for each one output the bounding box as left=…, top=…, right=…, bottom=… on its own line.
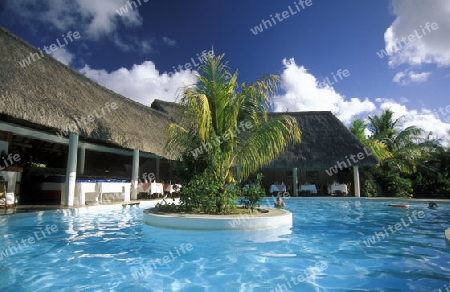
left=0, top=27, right=174, bottom=207
left=0, top=27, right=377, bottom=207
left=151, top=100, right=379, bottom=197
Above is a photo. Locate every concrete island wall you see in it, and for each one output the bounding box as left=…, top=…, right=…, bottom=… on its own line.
left=143, top=208, right=293, bottom=230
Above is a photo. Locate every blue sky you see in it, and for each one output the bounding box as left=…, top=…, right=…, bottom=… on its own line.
left=1, top=0, right=449, bottom=141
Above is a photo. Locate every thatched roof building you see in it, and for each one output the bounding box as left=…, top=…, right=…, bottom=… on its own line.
left=150, top=100, right=378, bottom=169
left=0, top=26, right=172, bottom=159
left=151, top=100, right=378, bottom=196
left=0, top=25, right=377, bottom=202
left=150, top=99, right=184, bottom=124
left=267, top=112, right=378, bottom=168
left=1, top=24, right=376, bottom=169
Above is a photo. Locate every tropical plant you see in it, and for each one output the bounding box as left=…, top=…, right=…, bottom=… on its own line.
left=362, top=179, right=378, bottom=197
left=367, top=109, right=401, bottom=140
left=349, top=119, right=367, bottom=141
left=240, top=173, right=266, bottom=212
left=349, top=118, right=391, bottom=160
left=351, top=109, right=443, bottom=197
left=368, top=110, right=425, bottom=175
left=411, top=144, right=450, bottom=198
left=165, top=53, right=301, bottom=212
left=177, top=172, right=240, bottom=214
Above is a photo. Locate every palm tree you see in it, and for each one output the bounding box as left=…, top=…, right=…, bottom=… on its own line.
left=367, top=109, right=425, bottom=174
left=349, top=119, right=366, bottom=141
left=351, top=111, right=444, bottom=197
left=349, top=118, right=391, bottom=160
left=367, top=109, right=401, bottom=140
left=380, top=126, right=425, bottom=173
left=166, top=53, right=301, bottom=186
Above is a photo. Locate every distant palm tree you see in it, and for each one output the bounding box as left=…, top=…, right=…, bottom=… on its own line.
left=352, top=110, right=443, bottom=197
left=368, top=109, right=401, bottom=140
left=367, top=109, right=425, bottom=174
left=166, top=54, right=301, bottom=185
left=349, top=118, right=390, bottom=160
left=349, top=119, right=366, bottom=141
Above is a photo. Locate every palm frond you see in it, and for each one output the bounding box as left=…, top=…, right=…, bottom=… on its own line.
left=233, top=115, right=301, bottom=179
left=349, top=119, right=367, bottom=141
left=165, top=53, right=301, bottom=184
left=165, top=123, right=193, bottom=158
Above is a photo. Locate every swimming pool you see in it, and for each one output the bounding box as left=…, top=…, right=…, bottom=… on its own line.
left=0, top=198, right=449, bottom=291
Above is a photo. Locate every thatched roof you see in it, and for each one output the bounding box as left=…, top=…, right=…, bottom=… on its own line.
left=0, top=27, right=376, bottom=166
left=151, top=99, right=184, bottom=124
left=150, top=99, right=378, bottom=168
left=0, top=26, right=173, bottom=158
left=267, top=112, right=379, bottom=168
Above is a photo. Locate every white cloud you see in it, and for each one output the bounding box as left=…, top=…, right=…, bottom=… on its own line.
left=384, top=0, right=450, bottom=67
left=112, top=33, right=153, bottom=53
left=50, top=48, right=75, bottom=66
left=79, top=61, right=198, bottom=106
left=374, top=98, right=450, bottom=143
left=4, top=0, right=148, bottom=51
left=271, top=59, right=376, bottom=124
left=273, top=59, right=450, bottom=144
left=76, top=56, right=449, bottom=144
left=162, top=37, right=176, bottom=46
left=393, top=70, right=431, bottom=86
left=78, top=0, right=143, bottom=37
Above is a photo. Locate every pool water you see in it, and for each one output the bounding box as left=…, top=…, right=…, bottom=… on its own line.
left=0, top=198, right=449, bottom=291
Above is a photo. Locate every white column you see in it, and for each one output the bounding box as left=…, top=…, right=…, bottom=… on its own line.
left=63, top=133, right=78, bottom=206
left=77, top=146, right=86, bottom=175
left=155, top=157, right=160, bottom=181
left=353, top=166, right=360, bottom=197
left=131, top=149, right=139, bottom=200
left=292, top=167, right=298, bottom=197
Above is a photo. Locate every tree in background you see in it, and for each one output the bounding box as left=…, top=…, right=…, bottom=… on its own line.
left=350, top=109, right=444, bottom=197
left=410, top=135, right=450, bottom=198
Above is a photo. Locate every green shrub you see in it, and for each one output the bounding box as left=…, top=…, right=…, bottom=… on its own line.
left=411, top=171, right=450, bottom=198
left=376, top=172, right=412, bottom=197
left=155, top=202, right=180, bottom=213
left=240, top=173, right=266, bottom=212
left=177, top=172, right=239, bottom=214
left=363, top=179, right=378, bottom=197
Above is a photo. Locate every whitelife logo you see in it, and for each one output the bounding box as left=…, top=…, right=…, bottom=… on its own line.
left=250, top=0, right=313, bottom=35
left=0, top=224, right=58, bottom=261
left=376, top=22, right=439, bottom=59
left=18, top=31, right=81, bottom=68
left=163, top=49, right=214, bottom=78
left=0, top=154, right=21, bottom=171
left=55, top=102, right=118, bottom=138
left=325, top=147, right=372, bottom=176
left=190, top=121, right=253, bottom=159
left=361, top=210, right=425, bottom=247
left=131, top=243, right=193, bottom=279
left=116, top=0, right=149, bottom=16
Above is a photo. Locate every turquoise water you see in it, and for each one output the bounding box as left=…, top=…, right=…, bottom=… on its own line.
left=0, top=198, right=449, bottom=291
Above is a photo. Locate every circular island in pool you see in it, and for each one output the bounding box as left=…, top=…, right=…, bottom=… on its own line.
left=143, top=207, right=292, bottom=230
